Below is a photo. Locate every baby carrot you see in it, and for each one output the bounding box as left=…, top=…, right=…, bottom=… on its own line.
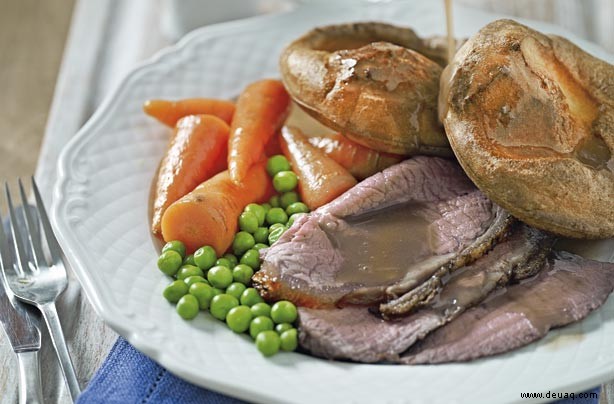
left=228, top=80, right=291, bottom=184
left=263, top=132, right=283, bottom=157
left=281, top=126, right=357, bottom=210
left=143, top=98, right=235, bottom=127
left=308, top=133, right=404, bottom=180
left=151, top=115, right=229, bottom=238
left=161, top=163, right=272, bottom=255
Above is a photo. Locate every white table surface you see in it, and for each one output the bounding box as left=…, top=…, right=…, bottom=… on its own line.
left=1, top=0, right=612, bottom=402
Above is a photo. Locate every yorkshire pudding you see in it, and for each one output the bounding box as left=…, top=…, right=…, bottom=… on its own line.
left=441, top=19, right=614, bottom=238
left=280, top=22, right=451, bottom=156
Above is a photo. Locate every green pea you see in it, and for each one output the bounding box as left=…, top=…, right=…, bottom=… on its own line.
left=269, top=195, right=280, bottom=208
left=269, top=222, right=285, bottom=230
left=251, top=302, right=271, bottom=318
left=271, top=300, right=298, bottom=324
left=232, top=264, right=254, bottom=285
left=239, top=211, right=259, bottom=233
left=275, top=323, right=293, bottom=334
left=189, top=282, right=215, bottom=310
left=266, top=207, right=288, bottom=226
left=240, top=288, right=264, bottom=307
left=184, top=275, right=208, bottom=287
left=176, top=265, right=204, bottom=280
left=287, top=213, right=307, bottom=228
left=266, top=155, right=291, bottom=177
left=209, top=294, right=239, bottom=321
left=268, top=225, right=286, bottom=245
left=273, top=171, right=298, bottom=193
left=280, top=328, right=298, bottom=351
left=163, top=280, right=188, bottom=303
left=224, top=253, right=238, bottom=268
left=207, top=265, right=233, bottom=289
left=226, top=282, right=247, bottom=300
left=256, top=330, right=281, bottom=356
left=244, top=203, right=266, bottom=226
left=232, top=231, right=255, bottom=256
left=261, top=203, right=272, bottom=213
left=240, top=249, right=261, bottom=270
left=194, top=246, right=217, bottom=271
left=253, top=227, right=269, bottom=244
left=253, top=243, right=269, bottom=251
left=212, top=287, right=224, bottom=296
left=226, top=305, right=253, bottom=333
left=286, top=202, right=309, bottom=216
left=183, top=254, right=196, bottom=266
left=162, top=240, right=186, bottom=258
left=215, top=257, right=232, bottom=268
left=157, top=250, right=183, bottom=277
left=249, top=316, right=274, bottom=339
left=269, top=223, right=285, bottom=231
left=280, top=191, right=300, bottom=209
left=176, top=295, right=199, bottom=320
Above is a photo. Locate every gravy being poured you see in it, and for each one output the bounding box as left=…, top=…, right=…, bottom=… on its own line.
left=438, top=0, right=457, bottom=122
left=444, top=0, right=455, bottom=65
left=322, top=204, right=433, bottom=287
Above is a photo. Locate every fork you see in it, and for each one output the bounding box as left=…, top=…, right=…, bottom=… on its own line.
left=2, top=178, right=81, bottom=401
left=0, top=206, right=44, bottom=404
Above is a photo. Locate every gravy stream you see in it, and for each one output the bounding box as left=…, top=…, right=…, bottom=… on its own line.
left=323, top=204, right=433, bottom=287
left=438, top=0, right=457, bottom=123
left=444, top=0, right=455, bottom=64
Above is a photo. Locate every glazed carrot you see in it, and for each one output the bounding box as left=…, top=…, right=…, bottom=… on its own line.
left=151, top=115, right=229, bottom=238
left=228, top=80, right=291, bottom=184
left=281, top=126, right=357, bottom=210
left=161, top=163, right=272, bottom=255
left=308, top=133, right=404, bottom=180
left=263, top=131, right=283, bottom=157
left=143, top=98, right=235, bottom=127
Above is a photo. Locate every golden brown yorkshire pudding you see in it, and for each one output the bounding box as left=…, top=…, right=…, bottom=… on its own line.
left=441, top=19, right=614, bottom=239
left=280, top=22, right=452, bottom=156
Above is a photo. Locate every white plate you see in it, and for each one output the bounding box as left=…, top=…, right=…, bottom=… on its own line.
left=52, top=1, right=614, bottom=403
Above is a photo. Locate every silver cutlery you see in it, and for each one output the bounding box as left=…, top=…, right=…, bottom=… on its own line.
left=1, top=179, right=81, bottom=402
left=0, top=207, right=44, bottom=404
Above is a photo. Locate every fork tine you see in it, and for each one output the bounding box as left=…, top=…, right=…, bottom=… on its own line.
left=0, top=210, right=19, bottom=296
left=0, top=210, right=14, bottom=274
left=18, top=178, right=47, bottom=269
left=30, top=178, right=63, bottom=265
left=5, top=183, right=29, bottom=276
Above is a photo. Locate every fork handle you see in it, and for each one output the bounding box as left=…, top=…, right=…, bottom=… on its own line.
left=17, top=351, right=44, bottom=404
left=40, top=303, right=81, bottom=402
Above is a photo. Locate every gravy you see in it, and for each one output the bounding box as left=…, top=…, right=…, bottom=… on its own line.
left=438, top=0, right=457, bottom=122
left=444, top=0, right=455, bottom=64
left=322, top=204, right=433, bottom=286
left=575, top=134, right=612, bottom=169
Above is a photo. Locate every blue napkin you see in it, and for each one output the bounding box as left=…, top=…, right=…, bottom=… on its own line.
left=76, top=338, right=243, bottom=404
left=77, top=337, right=600, bottom=404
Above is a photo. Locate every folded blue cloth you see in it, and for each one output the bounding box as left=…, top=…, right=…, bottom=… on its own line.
left=77, top=338, right=243, bottom=404
left=77, top=337, right=600, bottom=404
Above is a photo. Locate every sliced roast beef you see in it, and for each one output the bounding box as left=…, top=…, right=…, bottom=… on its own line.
left=298, top=225, right=552, bottom=362
left=378, top=214, right=537, bottom=318
left=403, top=252, right=614, bottom=364
left=253, top=157, right=511, bottom=309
